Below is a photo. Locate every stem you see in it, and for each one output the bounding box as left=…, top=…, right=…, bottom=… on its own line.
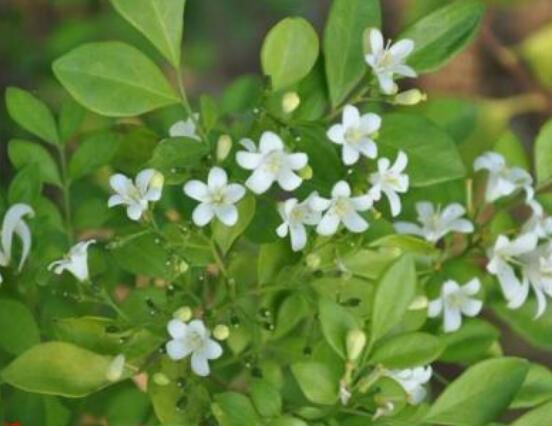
left=99, top=287, right=130, bottom=322
left=175, top=68, right=208, bottom=143
left=57, top=145, right=73, bottom=240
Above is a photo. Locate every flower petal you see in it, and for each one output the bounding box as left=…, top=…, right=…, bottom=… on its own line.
left=166, top=340, right=192, bottom=361
left=236, top=151, right=262, bottom=170
left=277, top=169, right=302, bottom=192
left=443, top=306, right=462, bottom=333
left=317, top=213, right=340, bottom=236
left=192, top=203, right=215, bottom=227
left=290, top=224, right=307, bottom=251
left=204, top=339, right=223, bottom=360
left=370, top=28, right=384, bottom=54
left=135, top=169, right=155, bottom=194
left=343, top=105, right=360, bottom=128
left=461, top=299, right=483, bottom=317
left=287, top=153, right=308, bottom=170
left=167, top=319, right=187, bottom=339
left=342, top=211, right=369, bottom=233
left=327, top=124, right=345, bottom=145
left=208, top=167, right=228, bottom=188
left=259, top=131, right=284, bottom=153
left=342, top=145, right=360, bottom=165
left=110, top=174, right=133, bottom=195
left=214, top=204, right=238, bottom=226
left=390, top=39, right=414, bottom=58
left=332, top=181, right=352, bottom=198
left=183, top=180, right=209, bottom=202
left=191, top=353, right=210, bottom=376
left=224, top=184, right=246, bottom=204
left=246, top=169, right=274, bottom=194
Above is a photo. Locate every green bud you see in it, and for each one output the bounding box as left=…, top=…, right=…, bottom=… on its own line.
left=213, top=324, right=230, bottom=341
left=408, top=295, right=428, bottom=311
left=282, top=91, right=301, bottom=114
left=178, top=260, right=189, bottom=274
left=150, top=171, right=165, bottom=189
left=393, top=89, right=427, bottom=106
left=216, top=134, right=233, bottom=162
left=306, top=253, right=321, bottom=270
left=153, top=372, right=171, bottom=386
left=298, top=165, right=313, bottom=180
left=173, top=306, right=192, bottom=322
left=106, top=354, right=125, bottom=382
left=346, top=329, right=367, bottom=362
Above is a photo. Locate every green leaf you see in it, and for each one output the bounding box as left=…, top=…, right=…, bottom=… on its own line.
left=261, top=17, right=319, bottom=91
left=213, top=194, right=256, bottom=254
left=341, top=249, right=400, bottom=281
left=400, top=0, right=485, bottom=72
left=369, top=332, right=444, bottom=369
left=2, top=342, right=117, bottom=398
left=494, top=131, right=529, bottom=171
left=425, top=357, right=529, bottom=426
left=148, top=137, right=209, bottom=184
left=269, top=417, right=308, bottom=426
left=534, top=119, right=552, bottom=185
left=250, top=379, right=282, bottom=418
left=323, top=0, right=381, bottom=107
left=9, top=165, right=42, bottom=205
left=0, top=299, right=40, bottom=356
left=6, top=87, right=60, bottom=145
left=110, top=0, right=185, bottom=67
left=512, top=363, right=552, bottom=409
left=439, top=318, right=499, bottom=364
left=273, top=293, right=309, bottom=339
left=520, top=24, right=552, bottom=90
left=379, top=113, right=466, bottom=187
left=58, top=98, right=86, bottom=143
left=290, top=362, right=338, bottom=405
left=113, top=233, right=171, bottom=279
left=371, top=255, right=416, bottom=343
left=258, top=240, right=295, bottom=285
left=69, top=131, right=120, bottom=180
left=212, top=392, right=259, bottom=426
left=318, top=298, right=359, bottom=359
left=8, top=139, right=61, bottom=187
left=200, top=94, right=219, bottom=134
left=512, top=401, right=552, bottom=426
left=53, top=41, right=179, bottom=117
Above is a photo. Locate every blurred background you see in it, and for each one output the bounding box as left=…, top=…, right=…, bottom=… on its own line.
left=1, top=0, right=552, bottom=421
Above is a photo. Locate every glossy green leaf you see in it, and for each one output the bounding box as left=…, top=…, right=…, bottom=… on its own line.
left=213, top=194, right=256, bottom=254
left=369, top=332, right=444, bottom=369
left=371, top=255, right=417, bottom=343
left=379, top=113, right=466, bottom=187
left=212, top=392, right=259, bottom=426
left=112, top=233, right=172, bottom=279
left=250, top=379, right=282, bottom=418
left=6, top=87, right=60, bottom=145
left=439, top=318, right=500, bottom=364
left=8, top=139, right=61, bottom=187
left=425, top=357, right=529, bottom=425
left=0, top=299, right=40, bottom=356
left=318, top=298, right=359, bottom=358
left=69, top=131, right=120, bottom=180
left=110, top=0, right=185, bottom=67
left=261, top=17, right=319, bottom=91
left=2, top=342, right=116, bottom=398
left=53, top=42, right=179, bottom=117
left=323, top=0, right=381, bottom=107
left=534, top=119, right=552, bottom=185
left=58, top=98, right=86, bottom=143
left=290, top=362, right=338, bottom=405
left=400, top=0, right=485, bottom=72
left=273, top=293, right=309, bottom=339
left=512, top=401, right=552, bottom=426
left=258, top=240, right=295, bottom=285
left=512, top=363, right=552, bottom=409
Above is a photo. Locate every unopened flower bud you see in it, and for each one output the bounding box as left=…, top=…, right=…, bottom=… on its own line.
left=282, top=92, right=301, bottom=114
left=173, top=306, right=192, bottom=322
left=213, top=324, right=230, bottom=341
left=346, top=329, right=367, bottom=362
left=393, top=89, right=427, bottom=106
left=106, top=354, right=125, bottom=382
left=153, top=372, right=170, bottom=386
left=177, top=260, right=189, bottom=274
left=306, top=253, right=321, bottom=270
left=298, top=165, right=313, bottom=180
left=408, top=295, right=428, bottom=311
left=150, top=171, right=165, bottom=189
left=216, top=134, right=233, bottom=162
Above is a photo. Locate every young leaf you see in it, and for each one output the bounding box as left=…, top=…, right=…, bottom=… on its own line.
left=212, top=392, right=259, bottom=426
left=53, top=42, right=179, bottom=117
left=512, top=363, right=552, bottom=409
left=110, top=0, right=185, bottom=67
left=439, top=318, right=499, bottom=364
left=0, top=299, right=40, bottom=356
left=323, top=0, right=381, bottom=107
left=534, top=119, right=552, bottom=185
left=290, top=362, right=339, bottom=405
left=370, top=255, right=416, bottom=343
left=378, top=113, right=466, bottom=187
left=512, top=401, right=552, bottom=426
left=58, top=98, right=86, bottom=143
left=2, top=342, right=117, bottom=398
left=318, top=298, right=359, bottom=359
left=113, top=233, right=172, bottom=279
left=6, top=87, right=60, bottom=145
left=8, top=165, right=43, bottom=205
left=250, top=379, right=282, bottom=418
left=261, top=17, right=319, bottom=91
left=258, top=240, right=295, bottom=285
left=69, top=131, right=120, bottom=180
left=8, top=139, right=62, bottom=187
left=369, top=332, right=444, bottom=369
left=400, top=0, right=485, bottom=72
left=213, top=194, right=256, bottom=254
left=425, top=357, right=529, bottom=425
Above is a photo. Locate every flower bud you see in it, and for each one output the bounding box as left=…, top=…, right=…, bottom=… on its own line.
left=216, top=134, right=233, bottom=162
left=173, top=306, right=192, bottom=322
left=306, top=253, right=321, bottom=270
left=213, top=324, right=230, bottom=341
left=152, top=372, right=171, bottom=386
left=106, top=354, right=125, bottom=382
left=408, top=295, right=428, bottom=311
left=393, top=89, right=427, bottom=106
left=282, top=92, right=301, bottom=114
left=177, top=260, right=189, bottom=274
left=298, top=165, right=313, bottom=180
left=346, top=329, right=367, bottom=362
left=150, top=171, right=165, bottom=190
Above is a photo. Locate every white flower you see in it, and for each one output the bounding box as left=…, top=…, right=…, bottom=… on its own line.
left=428, top=279, right=483, bottom=333
left=327, top=105, right=380, bottom=165
left=523, top=200, right=552, bottom=239
left=169, top=114, right=200, bottom=141
left=487, top=233, right=538, bottom=309
left=183, top=167, right=246, bottom=227
left=48, top=240, right=95, bottom=283
left=517, top=243, right=552, bottom=318
left=236, top=131, right=308, bottom=194
left=166, top=319, right=223, bottom=377
left=369, top=151, right=409, bottom=217
left=394, top=202, right=474, bottom=243
left=474, top=152, right=533, bottom=203
left=276, top=194, right=321, bottom=251
left=364, top=28, right=417, bottom=95
left=311, top=181, right=373, bottom=236
left=0, top=204, right=34, bottom=283
left=385, top=366, right=432, bottom=405
left=108, top=169, right=164, bottom=221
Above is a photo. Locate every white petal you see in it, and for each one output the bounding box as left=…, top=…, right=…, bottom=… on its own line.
left=342, top=211, right=369, bottom=233
left=462, top=278, right=481, bottom=295
left=135, top=169, right=155, bottom=194
left=1, top=204, right=34, bottom=266
left=108, top=195, right=125, bottom=208
left=110, top=174, right=133, bottom=195
left=448, top=219, right=474, bottom=234
left=510, top=233, right=538, bottom=256
left=416, top=202, right=434, bottom=220
left=214, top=204, right=238, bottom=226
left=474, top=152, right=505, bottom=172
left=224, top=184, right=246, bottom=204
left=369, top=28, right=384, bottom=54
left=394, top=222, right=424, bottom=237
left=276, top=223, right=289, bottom=238
left=239, top=138, right=257, bottom=152
left=441, top=203, right=466, bottom=222
left=427, top=299, right=443, bottom=317
left=384, top=189, right=402, bottom=217
left=208, top=167, right=228, bottom=188
left=14, top=221, right=32, bottom=271
left=327, top=124, right=345, bottom=145
left=395, top=64, right=417, bottom=78
left=359, top=113, right=382, bottom=134
left=357, top=139, right=378, bottom=159
left=259, top=131, right=284, bottom=153
left=332, top=181, right=352, bottom=198
left=461, top=299, right=483, bottom=317
left=166, top=340, right=192, bottom=360
left=236, top=151, right=262, bottom=170
left=126, top=203, right=145, bottom=221
left=392, top=151, right=408, bottom=172
left=317, top=213, right=341, bottom=236
left=183, top=180, right=209, bottom=202
left=351, top=194, right=373, bottom=211
left=287, top=153, right=308, bottom=170
left=246, top=169, right=274, bottom=194
left=342, top=144, right=360, bottom=165
left=390, top=39, right=415, bottom=58
left=167, top=319, right=187, bottom=339
left=204, top=339, right=223, bottom=360
left=309, top=194, right=331, bottom=212
left=342, top=105, right=360, bottom=128
left=377, top=73, right=397, bottom=95
left=534, top=285, right=547, bottom=319
left=192, top=203, right=215, bottom=227
left=443, top=307, right=462, bottom=333
left=290, top=224, right=307, bottom=251
left=191, top=353, right=210, bottom=376
left=277, top=169, right=302, bottom=192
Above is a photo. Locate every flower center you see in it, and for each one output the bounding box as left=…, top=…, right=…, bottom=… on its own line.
left=445, top=291, right=465, bottom=309
left=345, top=127, right=363, bottom=144
left=264, top=151, right=284, bottom=174
left=290, top=207, right=306, bottom=223
left=186, top=331, right=204, bottom=351
left=210, top=188, right=226, bottom=205
left=334, top=198, right=351, bottom=217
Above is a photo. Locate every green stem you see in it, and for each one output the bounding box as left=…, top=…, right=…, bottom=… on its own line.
left=175, top=68, right=208, bottom=143
left=57, top=145, right=73, bottom=240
